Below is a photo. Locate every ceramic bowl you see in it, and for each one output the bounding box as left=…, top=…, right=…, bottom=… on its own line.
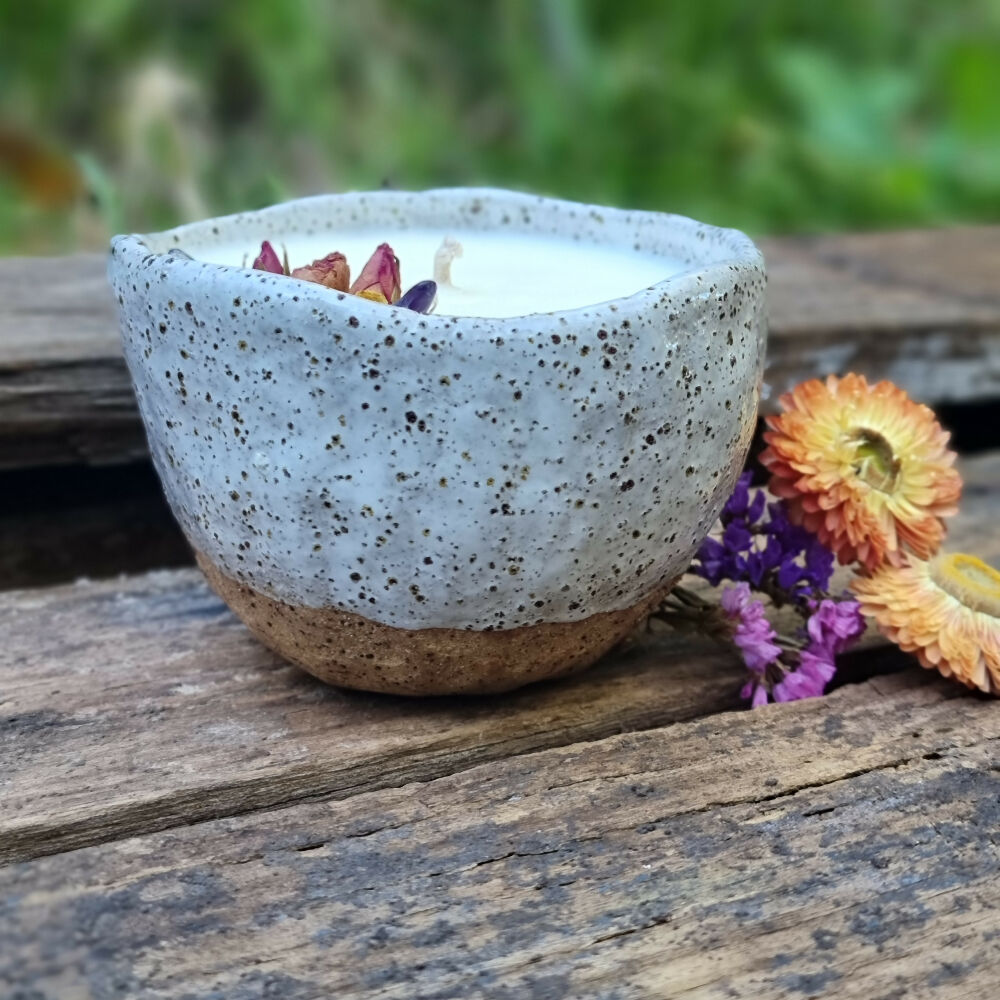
left=109, top=188, right=766, bottom=695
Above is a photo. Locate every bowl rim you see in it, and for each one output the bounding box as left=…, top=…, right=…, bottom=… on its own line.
left=110, top=186, right=765, bottom=328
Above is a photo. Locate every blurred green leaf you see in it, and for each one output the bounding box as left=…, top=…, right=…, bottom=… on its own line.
left=1, top=0, right=999, bottom=252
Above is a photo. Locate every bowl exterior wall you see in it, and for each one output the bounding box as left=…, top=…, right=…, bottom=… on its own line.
left=110, top=191, right=765, bottom=633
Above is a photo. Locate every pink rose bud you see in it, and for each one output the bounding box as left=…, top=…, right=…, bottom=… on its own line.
left=291, top=252, right=350, bottom=292
left=350, top=243, right=401, bottom=304
left=252, top=240, right=285, bottom=274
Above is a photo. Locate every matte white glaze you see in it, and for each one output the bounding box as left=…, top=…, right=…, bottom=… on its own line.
left=110, top=188, right=766, bottom=630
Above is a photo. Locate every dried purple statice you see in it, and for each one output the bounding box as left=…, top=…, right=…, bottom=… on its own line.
left=692, top=472, right=833, bottom=605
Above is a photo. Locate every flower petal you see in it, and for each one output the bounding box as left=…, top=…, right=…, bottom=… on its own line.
left=398, top=280, right=438, bottom=313
left=350, top=243, right=401, bottom=304
left=291, top=252, right=350, bottom=291
left=761, top=374, right=961, bottom=571
left=252, top=240, right=285, bottom=275
left=853, top=554, right=1000, bottom=695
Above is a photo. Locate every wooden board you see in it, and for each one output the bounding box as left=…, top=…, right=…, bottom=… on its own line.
left=760, top=227, right=1000, bottom=405
left=2, top=453, right=997, bottom=872
left=4, top=671, right=999, bottom=999
left=0, top=255, right=148, bottom=468
left=2, top=227, right=999, bottom=469
left=0, top=568, right=743, bottom=866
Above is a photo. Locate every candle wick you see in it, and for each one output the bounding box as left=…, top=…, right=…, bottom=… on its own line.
left=433, top=236, right=463, bottom=286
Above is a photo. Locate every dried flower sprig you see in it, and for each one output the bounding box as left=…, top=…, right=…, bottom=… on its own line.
left=761, top=375, right=961, bottom=571
left=348, top=242, right=401, bottom=304
left=692, top=472, right=834, bottom=606
left=853, top=553, right=1000, bottom=694
left=292, top=252, right=349, bottom=291
left=249, top=240, right=436, bottom=313
left=656, top=372, right=992, bottom=708
left=656, top=472, right=865, bottom=706
left=252, top=240, right=284, bottom=275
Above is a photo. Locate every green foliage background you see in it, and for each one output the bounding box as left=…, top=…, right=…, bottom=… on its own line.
left=2, top=0, right=999, bottom=252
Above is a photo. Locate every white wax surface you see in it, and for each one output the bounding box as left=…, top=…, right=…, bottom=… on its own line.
left=194, top=229, right=683, bottom=317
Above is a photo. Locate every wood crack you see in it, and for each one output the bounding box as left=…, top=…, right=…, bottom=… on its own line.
left=0, top=698, right=738, bottom=867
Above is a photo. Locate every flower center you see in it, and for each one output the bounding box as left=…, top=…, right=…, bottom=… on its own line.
left=848, top=428, right=900, bottom=493
left=931, top=553, right=1000, bottom=618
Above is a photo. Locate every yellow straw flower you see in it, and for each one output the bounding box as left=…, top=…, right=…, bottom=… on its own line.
left=853, top=553, right=1000, bottom=694
left=761, top=374, right=961, bottom=571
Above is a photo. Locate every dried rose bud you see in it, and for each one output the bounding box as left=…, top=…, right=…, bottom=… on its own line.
left=252, top=240, right=285, bottom=274
left=398, top=280, right=438, bottom=314
left=292, top=252, right=350, bottom=291
left=355, top=289, right=389, bottom=305
left=350, top=243, right=401, bottom=304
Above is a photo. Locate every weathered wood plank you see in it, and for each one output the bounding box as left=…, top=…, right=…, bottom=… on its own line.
left=2, top=453, right=997, bottom=865
left=3, top=672, right=999, bottom=999
left=2, top=227, right=999, bottom=469
left=0, top=568, right=743, bottom=866
left=759, top=227, right=1000, bottom=404
left=0, top=256, right=148, bottom=468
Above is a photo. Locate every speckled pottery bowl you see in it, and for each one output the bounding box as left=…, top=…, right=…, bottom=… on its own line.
left=109, top=188, right=766, bottom=695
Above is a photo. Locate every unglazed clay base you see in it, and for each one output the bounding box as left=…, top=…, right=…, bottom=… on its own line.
left=198, top=551, right=674, bottom=696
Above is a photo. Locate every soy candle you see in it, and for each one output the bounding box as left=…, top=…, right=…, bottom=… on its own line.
left=110, top=188, right=766, bottom=696
left=199, top=229, right=681, bottom=318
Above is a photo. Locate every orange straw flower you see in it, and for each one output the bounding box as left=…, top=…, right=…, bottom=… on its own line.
left=853, top=553, right=1000, bottom=694
left=760, top=374, right=961, bottom=571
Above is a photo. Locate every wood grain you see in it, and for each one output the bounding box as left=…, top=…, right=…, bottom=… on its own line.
left=3, top=672, right=999, bottom=999
left=2, top=453, right=998, bottom=868
left=2, top=227, right=999, bottom=469
left=0, top=568, right=743, bottom=867
left=759, top=227, right=1000, bottom=405
left=0, top=255, right=147, bottom=468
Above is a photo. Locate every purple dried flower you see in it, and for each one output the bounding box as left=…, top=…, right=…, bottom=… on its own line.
left=746, top=489, right=767, bottom=523
left=684, top=470, right=865, bottom=709
left=743, top=650, right=830, bottom=707
left=694, top=536, right=729, bottom=586
left=720, top=583, right=782, bottom=673
left=756, top=599, right=865, bottom=707
left=398, top=280, right=438, bottom=313
left=772, top=663, right=828, bottom=702
left=720, top=471, right=753, bottom=521
left=763, top=502, right=835, bottom=596
left=692, top=478, right=834, bottom=605
left=722, top=519, right=753, bottom=556
left=742, top=679, right=770, bottom=708
left=796, top=648, right=838, bottom=687
left=806, top=598, right=866, bottom=653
